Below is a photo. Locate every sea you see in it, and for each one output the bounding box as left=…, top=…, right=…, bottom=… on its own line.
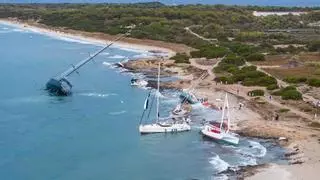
left=0, top=22, right=286, bottom=180
left=4, top=0, right=320, bottom=7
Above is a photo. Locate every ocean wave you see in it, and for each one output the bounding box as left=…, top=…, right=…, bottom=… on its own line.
left=209, top=155, right=229, bottom=173
left=248, top=140, right=267, bottom=157
left=108, top=110, right=126, bottom=115
left=12, top=28, right=27, bottom=32
left=236, top=140, right=267, bottom=158
left=79, top=93, right=118, bottom=98
left=108, top=55, right=126, bottom=59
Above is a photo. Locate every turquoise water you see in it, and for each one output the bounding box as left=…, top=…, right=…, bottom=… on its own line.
left=0, top=23, right=285, bottom=180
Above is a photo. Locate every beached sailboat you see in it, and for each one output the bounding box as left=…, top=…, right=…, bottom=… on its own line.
left=179, top=73, right=208, bottom=104
left=46, top=30, right=131, bottom=96
left=201, top=93, right=239, bottom=145
left=139, top=62, right=191, bottom=134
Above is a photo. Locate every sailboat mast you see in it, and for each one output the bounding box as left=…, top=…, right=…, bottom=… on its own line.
left=56, top=32, right=129, bottom=80
left=220, top=93, right=227, bottom=130
left=156, top=62, right=160, bottom=122
left=226, top=94, right=230, bottom=133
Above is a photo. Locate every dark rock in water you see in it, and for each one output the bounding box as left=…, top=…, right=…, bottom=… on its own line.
left=218, top=164, right=268, bottom=179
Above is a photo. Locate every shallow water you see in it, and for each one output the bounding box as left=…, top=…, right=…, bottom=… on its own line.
left=0, top=23, right=286, bottom=180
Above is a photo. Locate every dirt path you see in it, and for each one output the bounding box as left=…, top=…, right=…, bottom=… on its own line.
left=190, top=60, right=314, bottom=121
left=184, top=26, right=218, bottom=44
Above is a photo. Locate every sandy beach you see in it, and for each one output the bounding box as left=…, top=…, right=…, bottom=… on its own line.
left=0, top=18, right=193, bottom=58
left=2, top=18, right=320, bottom=179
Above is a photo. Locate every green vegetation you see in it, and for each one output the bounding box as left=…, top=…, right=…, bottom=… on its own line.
left=190, top=45, right=228, bottom=59
left=273, top=86, right=302, bottom=100
left=307, top=78, right=320, bottom=87
left=245, top=53, right=265, bottom=62
left=248, top=89, right=265, bottom=96
left=278, top=108, right=290, bottom=113
left=307, top=41, right=320, bottom=52
left=267, top=84, right=279, bottom=90
left=170, top=53, right=190, bottom=64
left=215, top=62, right=278, bottom=88
left=0, top=3, right=319, bottom=49
left=284, top=77, right=307, bottom=84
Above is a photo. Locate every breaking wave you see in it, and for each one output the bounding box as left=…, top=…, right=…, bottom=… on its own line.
left=108, top=55, right=126, bottom=59
left=209, top=155, right=229, bottom=173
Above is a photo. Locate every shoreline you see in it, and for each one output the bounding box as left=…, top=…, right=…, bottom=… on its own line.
left=122, top=58, right=320, bottom=179
left=0, top=18, right=193, bottom=58
left=2, top=18, right=319, bottom=179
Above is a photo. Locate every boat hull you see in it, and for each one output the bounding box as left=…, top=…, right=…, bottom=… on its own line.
left=46, top=78, right=72, bottom=96
left=139, top=123, right=191, bottom=134
left=179, top=91, right=198, bottom=104
left=201, top=125, right=239, bottom=145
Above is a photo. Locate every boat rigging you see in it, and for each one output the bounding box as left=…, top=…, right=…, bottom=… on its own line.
left=45, top=29, right=132, bottom=96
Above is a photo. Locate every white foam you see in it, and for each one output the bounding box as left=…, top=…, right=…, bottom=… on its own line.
left=100, top=52, right=110, bottom=56
left=79, top=93, right=117, bottom=98
left=108, top=55, right=126, bottom=59
left=248, top=140, right=267, bottom=157
left=108, top=110, right=126, bottom=115
left=209, top=155, right=229, bottom=173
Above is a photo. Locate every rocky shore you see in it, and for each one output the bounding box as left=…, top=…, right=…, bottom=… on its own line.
left=121, top=57, right=320, bottom=179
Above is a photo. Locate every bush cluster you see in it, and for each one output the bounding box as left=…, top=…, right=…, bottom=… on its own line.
left=170, top=53, right=190, bottom=64
left=273, top=86, right=302, bottom=100
left=248, top=89, right=265, bottom=96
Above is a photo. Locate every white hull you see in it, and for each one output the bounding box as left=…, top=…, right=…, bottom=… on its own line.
left=201, top=125, right=239, bottom=145
left=131, top=80, right=148, bottom=87
left=139, top=122, right=191, bottom=134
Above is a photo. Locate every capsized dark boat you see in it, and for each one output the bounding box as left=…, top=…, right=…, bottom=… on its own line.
left=45, top=30, right=131, bottom=96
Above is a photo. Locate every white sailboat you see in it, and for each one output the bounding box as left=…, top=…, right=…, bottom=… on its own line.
left=201, top=93, right=239, bottom=145
left=139, top=62, right=191, bottom=134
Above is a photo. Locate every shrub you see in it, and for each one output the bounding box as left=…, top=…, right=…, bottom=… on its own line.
left=223, top=54, right=246, bottom=66
left=307, top=78, right=320, bottom=87
left=281, top=90, right=302, bottom=100
left=248, top=89, right=265, bottom=96
left=284, top=77, right=307, bottom=84
left=190, top=45, right=228, bottom=59
left=267, top=84, right=279, bottom=90
left=278, top=108, right=290, bottom=113
left=170, top=53, right=190, bottom=64
left=273, top=86, right=302, bottom=100
left=245, top=53, right=265, bottom=61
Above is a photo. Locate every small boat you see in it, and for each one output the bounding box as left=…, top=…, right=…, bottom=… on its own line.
left=171, top=103, right=191, bottom=116
left=131, top=78, right=148, bottom=87
left=179, top=90, right=199, bottom=104
left=201, top=93, right=239, bottom=145
left=139, top=62, right=191, bottom=134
